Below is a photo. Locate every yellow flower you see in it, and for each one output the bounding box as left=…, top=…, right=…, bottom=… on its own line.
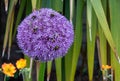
left=102, top=65, right=111, bottom=70
left=16, top=58, right=26, bottom=69
left=2, top=63, right=16, bottom=77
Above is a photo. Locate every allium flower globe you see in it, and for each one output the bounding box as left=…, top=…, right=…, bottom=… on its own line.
left=17, top=8, right=74, bottom=61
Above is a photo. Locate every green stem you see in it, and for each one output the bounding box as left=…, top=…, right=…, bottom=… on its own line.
left=4, top=75, right=7, bottom=81
left=29, top=58, right=33, bottom=79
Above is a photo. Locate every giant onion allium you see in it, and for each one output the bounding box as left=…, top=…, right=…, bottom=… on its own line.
left=17, top=8, right=74, bottom=61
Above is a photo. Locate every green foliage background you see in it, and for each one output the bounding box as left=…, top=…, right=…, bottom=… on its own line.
left=2, top=0, right=120, bottom=81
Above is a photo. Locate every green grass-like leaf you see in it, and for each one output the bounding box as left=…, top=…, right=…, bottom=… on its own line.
left=90, top=0, right=119, bottom=62
left=2, top=0, right=17, bottom=57
left=87, top=0, right=97, bottom=81
left=69, top=0, right=84, bottom=81
left=38, top=62, right=46, bottom=81
left=109, top=0, right=120, bottom=81
left=13, top=0, right=26, bottom=39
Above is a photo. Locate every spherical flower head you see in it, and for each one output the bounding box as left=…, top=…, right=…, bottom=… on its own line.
left=2, top=63, right=16, bottom=77
left=17, top=8, right=74, bottom=61
left=16, top=58, right=27, bottom=69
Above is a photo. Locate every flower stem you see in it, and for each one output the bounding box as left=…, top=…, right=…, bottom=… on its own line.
left=29, top=58, right=33, bottom=79
left=4, top=75, right=7, bottom=81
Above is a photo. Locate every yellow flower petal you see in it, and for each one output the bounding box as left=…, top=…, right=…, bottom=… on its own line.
left=2, top=63, right=16, bottom=77
left=16, top=58, right=26, bottom=69
left=102, top=65, right=111, bottom=70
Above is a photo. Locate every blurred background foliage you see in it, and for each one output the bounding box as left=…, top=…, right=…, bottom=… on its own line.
left=0, top=0, right=120, bottom=81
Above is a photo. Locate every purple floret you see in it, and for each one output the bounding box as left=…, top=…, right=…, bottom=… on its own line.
left=17, top=8, right=74, bottom=61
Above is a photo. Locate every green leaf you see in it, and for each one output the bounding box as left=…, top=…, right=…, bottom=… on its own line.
left=69, top=0, right=84, bottom=81
left=90, top=0, right=120, bottom=62
left=8, top=9, right=14, bottom=59
left=109, top=0, right=120, bottom=81
left=13, top=0, right=26, bottom=39
left=31, top=0, right=37, bottom=10
left=2, top=0, right=17, bottom=57
left=98, top=0, right=107, bottom=68
left=97, top=0, right=107, bottom=79
left=65, top=46, right=73, bottom=81
left=47, top=61, right=52, bottom=81
left=87, top=0, right=97, bottom=80
left=62, top=0, right=71, bottom=81
left=38, top=62, right=46, bottom=81
left=51, top=0, right=63, bottom=12
left=36, top=0, right=42, bottom=9
left=55, top=58, right=62, bottom=81
left=26, top=0, right=32, bottom=15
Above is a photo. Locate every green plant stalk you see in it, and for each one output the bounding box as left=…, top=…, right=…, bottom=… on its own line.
left=64, top=1, right=74, bottom=80
left=70, top=0, right=74, bottom=22
left=65, top=45, right=73, bottom=81
left=13, top=0, right=26, bottom=39
left=31, top=0, right=37, bottom=10
left=51, top=0, right=63, bottom=81
left=4, top=75, right=6, bottom=81
left=36, top=61, right=40, bottom=81
left=29, top=58, right=33, bottom=79
left=2, top=0, right=17, bottom=57
left=47, top=61, right=52, bottom=81
left=65, top=1, right=74, bottom=81
left=51, top=0, right=63, bottom=12
left=62, top=0, right=70, bottom=81
left=90, top=0, right=120, bottom=63
left=26, top=0, right=32, bottom=15
left=8, top=8, right=15, bottom=59
left=98, top=0, right=107, bottom=79
left=36, top=0, right=42, bottom=9
left=109, top=0, right=120, bottom=81
left=39, top=62, right=46, bottom=81
left=87, top=1, right=97, bottom=80
left=41, top=0, right=47, bottom=8
left=87, top=0, right=92, bottom=42
left=69, top=0, right=84, bottom=81
left=55, top=58, right=62, bottom=81
left=98, top=0, right=107, bottom=67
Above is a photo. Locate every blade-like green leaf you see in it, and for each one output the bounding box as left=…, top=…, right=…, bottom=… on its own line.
left=51, top=0, right=63, bottom=12
left=26, top=0, right=32, bottom=15
left=36, top=0, right=42, bottom=9
left=97, top=0, right=107, bottom=80
left=62, top=0, right=71, bottom=81
left=13, top=0, right=26, bottom=39
left=90, top=0, right=120, bottom=62
left=65, top=46, right=73, bottom=81
left=87, top=0, right=97, bottom=80
left=51, top=0, right=63, bottom=81
left=55, top=58, right=62, bottom=81
left=31, top=0, right=37, bottom=10
left=65, top=0, right=74, bottom=81
left=47, top=61, right=52, bottom=81
left=2, top=0, right=17, bottom=57
left=41, top=0, right=48, bottom=8
left=39, top=62, right=46, bottom=81
left=98, top=0, right=107, bottom=68
left=69, top=0, right=84, bottom=81
left=8, top=9, right=14, bottom=59
left=109, top=0, right=120, bottom=81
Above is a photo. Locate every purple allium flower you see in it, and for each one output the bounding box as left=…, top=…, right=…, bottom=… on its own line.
left=17, top=8, right=74, bottom=61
